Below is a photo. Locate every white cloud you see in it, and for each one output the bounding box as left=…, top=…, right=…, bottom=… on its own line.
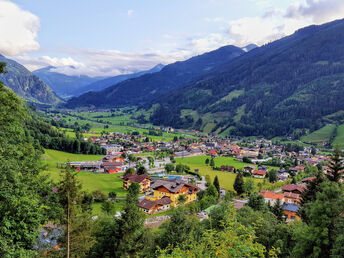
left=204, top=17, right=224, bottom=23
left=0, top=0, right=40, bottom=56
left=127, top=9, right=134, bottom=17
left=226, top=0, right=344, bottom=47
left=189, top=33, right=232, bottom=53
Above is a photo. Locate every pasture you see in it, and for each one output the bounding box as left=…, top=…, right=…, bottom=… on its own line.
left=301, top=124, right=336, bottom=144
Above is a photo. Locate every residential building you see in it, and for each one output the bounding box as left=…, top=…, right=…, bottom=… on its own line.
left=283, top=203, right=300, bottom=221
left=137, top=196, right=172, bottom=214
left=259, top=190, right=284, bottom=205
left=122, top=174, right=152, bottom=193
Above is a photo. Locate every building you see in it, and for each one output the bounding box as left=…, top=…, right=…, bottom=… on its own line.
left=258, top=190, right=284, bottom=205
left=282, top=184, right=306, bottom=195
left=122, top=174, right=152, bottom=193
left=137, top=196, right=172, bottom=214
left=147, top=179, right=198, bottom=207
left=284, top=192, right=301, bottom=205
left=283, top=203, right=300, bottom=221
left=253, top=170, right=267, bottom=178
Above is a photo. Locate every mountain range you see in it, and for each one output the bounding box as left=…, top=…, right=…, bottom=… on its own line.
left=33, top=64, right=164, bottom=99
left=66, top=18, right=344, bottom=138
left=66, top=45, right=245, bottom=108
left=0, top=54, right=62, bottom=105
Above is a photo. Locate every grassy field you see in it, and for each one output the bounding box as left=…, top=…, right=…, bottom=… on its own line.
left=42, top=149, right=127, bottom=197
left=175, top=156, right=267, bottom=191
left=333, top=124, right=344, bottom=148
left=301, top=124, right=336, bottom=144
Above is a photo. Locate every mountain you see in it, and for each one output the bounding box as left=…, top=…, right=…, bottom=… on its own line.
left=65, top=45, right=245, bottom=108
left=0, top=54, right=62, bottom=104
left=77, top=63, right=164, bottom=95
left=33, top=66, right=103, bottom=99
left=148, top=19, right=344, bottom=138
left=242, top=44, right=258, bottom=52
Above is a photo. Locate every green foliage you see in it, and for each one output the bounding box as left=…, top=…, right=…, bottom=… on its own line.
left=92, top=190, right=107, bottom=202
left=213, top=175, right=220, bottom=194
left=124, top=167, right=136, bottom=176
left=247, top=193, right=267, bottom=211
left=233, top=172, right=244, bottom=195
left=268, top=169, right=278, bottom=183
left=165, top=163, right=175, bottom=173
left=101, top=201, right=115, bottom=214
left=327, top=146, right=343, bottom=182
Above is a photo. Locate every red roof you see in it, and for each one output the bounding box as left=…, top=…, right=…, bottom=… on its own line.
left=259, top=190, right=284, bottom=200
left=253, top=170, right=267, bottom=176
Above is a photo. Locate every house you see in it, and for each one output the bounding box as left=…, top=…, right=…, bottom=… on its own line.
left=301, top=177, right=315, bottom=184
left=137, top=196, right=172, bottom=214
left=102, top=162, right=124, bottom=173
left=283, top=203, right=300, bottom=221
left=253, top=170, right=267, bottom=178
left=284, top=192, right=301, bottom=205
left=101, top=144, right=123, bottom=155
left=282, top=184, right=307, bottom=195
left=122, top=174, right=152, bottom=193
left=258, top=190, right=284, bottom=205
left=147, top=179, right=198, bottom=207
left=244, top=165, right=256, bottom=173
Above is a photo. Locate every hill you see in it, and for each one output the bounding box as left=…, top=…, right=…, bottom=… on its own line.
left=0, top=54, right=62, bottom=105
left=33, top=66, right=102, bottom=99
left=148, top=19, right=344, bottom=138
left=65, top=45, right=245, bottom=108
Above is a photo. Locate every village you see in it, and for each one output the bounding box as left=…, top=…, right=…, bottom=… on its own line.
left=62, top=129, right=341, bottom=223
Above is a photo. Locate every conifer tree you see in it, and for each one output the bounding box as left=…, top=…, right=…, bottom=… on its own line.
left=327, top=146, right=343, bottom=182
left=213, top=175, right=220, bottom=194
left=233, top=172, right=244, bottom=195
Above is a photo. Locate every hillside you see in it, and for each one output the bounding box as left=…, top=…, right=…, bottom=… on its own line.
left=0, top=54, right=62, bottom=104
left=33, top=66, right=102, bottom=99
left=65, top=45, right=245, bottom=108
left=148, top=19, right=344, bottom=138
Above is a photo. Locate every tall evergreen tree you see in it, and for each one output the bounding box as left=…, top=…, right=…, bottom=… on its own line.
left=233, top=172, right=244, bottom=195
left=327, top=146, right=343, bottom=182
left=213, top=175, right=220, bottom=194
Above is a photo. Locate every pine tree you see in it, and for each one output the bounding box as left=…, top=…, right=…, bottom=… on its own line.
left=210, top=158, right=215, bottom=167
left=327, top=146, right=343, bottom=182
left=116, top=182, right=147, bottom=256
left=233, top=172, right=244, bottom=195
left=271, top=198, right=284, bottom=221
left=213, top=175, right=220, bottom=194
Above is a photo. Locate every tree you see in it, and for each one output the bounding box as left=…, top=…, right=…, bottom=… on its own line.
left=165, top=163, right=175, bottom=173
left=210, top=158, right=215, bottom=167
left=205, top=158, right=209, bottom=165
left=108, top=191, right=117, bottom=201
left=206, top=184, right=218, bottom=199
left=58, top=165, right=94, bottom=257
left=268, top=169, right=277, bottom=183
left=101, top=201, right=115, bottom=215
left=213, top=175, right=220, bottom=194
left=233, top=172, right=244, bottom=195
left=327, top=146, right=343, bottom=182
left=92, top=190, right=107, bottom=202
left=243, top=178, right=255, bottom=196
left=116, top=182, right=147, bottom=256
left=271, top=198, right=284, bottom=221
left=247, top=194, right=267, bottom=211
left=124, top=167, right=136, bottom=176
left=137, top=166, right=147, bottom=175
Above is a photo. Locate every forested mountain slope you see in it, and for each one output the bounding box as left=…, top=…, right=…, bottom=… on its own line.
left=65, top=45, right=245, bottom=108
left=149, top=19, right=344, bottom=137
left=0, top=54, right=62, bottom=104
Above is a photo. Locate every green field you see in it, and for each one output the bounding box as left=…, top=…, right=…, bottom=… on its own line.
left=175, top=156, right=267, bottom=191
left=42, top=149, right=127, bottom=197
left=301, top=124, right=336, bottom=144
left=333, top=124, right=344, bottom=148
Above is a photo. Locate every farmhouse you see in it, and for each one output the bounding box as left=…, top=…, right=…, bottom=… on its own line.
left=258, top=190, right=284, bottom=205
left=253, top=170, right=267, bottom=178
left=122, top=174, right=152, bottom=193
left=282, top=184, right=306, bottom=195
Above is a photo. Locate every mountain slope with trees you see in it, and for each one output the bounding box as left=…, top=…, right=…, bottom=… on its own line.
left=0, top=54, right=62, bottom=105
left=149, top=19, right=344, bottom=137
left=65, top=45, right=245, bottom=108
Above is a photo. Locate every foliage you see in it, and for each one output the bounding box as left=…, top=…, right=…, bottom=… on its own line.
left=327, top=146, right=343, bottom=182
left=233, top=172, right=244, bottom=195
left=213, top=175, right=220, bottom=194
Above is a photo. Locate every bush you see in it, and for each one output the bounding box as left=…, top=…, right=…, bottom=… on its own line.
left=92, top=190, right=107, bottom=202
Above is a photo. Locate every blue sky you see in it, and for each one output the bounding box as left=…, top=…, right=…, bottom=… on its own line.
left=1, top=0, right=344, bottom=76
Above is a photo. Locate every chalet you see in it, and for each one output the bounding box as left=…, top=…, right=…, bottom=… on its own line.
left=283, top=203, right=300, bottom=221
left=122, top=174, right=152, bottom=193
left=289, top=165, right=306, bottom=174
left=137, top=196, right=172, bottom=214
left=244, top=165, right=256, bottom=173
left=301, top=177, right=315, bottom=184
left=282, top=184, right=307, bottom=195
left=147, top=179, right=198, bottom=207
left=253, top=170, right=267, bottom=178
left=284, top=192, right=301, bottom=205
left=258, top=190, right=284, bottom=205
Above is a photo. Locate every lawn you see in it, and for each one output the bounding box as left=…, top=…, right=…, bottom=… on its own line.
left=333, top=124, right=344, bottom=148
left=175, top=156, right=267, bottom=191
left=301, top=124, right=336, bottom=144
left=42, top=149, right=127, bottom=197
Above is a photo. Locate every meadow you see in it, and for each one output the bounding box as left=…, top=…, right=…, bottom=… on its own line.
left=175, top=156, right=269, bottom=191
left=333, top=124, right=344, bottom=148
left=301, top=124, right=336, bottom=144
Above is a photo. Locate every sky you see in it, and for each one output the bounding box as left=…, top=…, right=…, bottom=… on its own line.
left=0, top=0, right=344, bottom=77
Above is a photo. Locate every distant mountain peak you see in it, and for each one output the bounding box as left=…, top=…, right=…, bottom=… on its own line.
left=242, top=44, right=258, bottom=52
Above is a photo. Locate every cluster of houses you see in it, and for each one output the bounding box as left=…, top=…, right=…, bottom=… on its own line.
left=121, top=174, right=199, bottom=215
